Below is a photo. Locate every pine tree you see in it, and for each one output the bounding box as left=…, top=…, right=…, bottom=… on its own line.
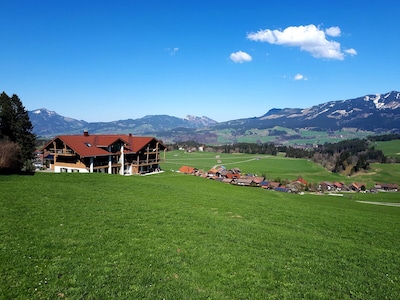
left=0, top=92, right=15, bottom=140
left=11, top=94, right=36, bottom=165
left=0, top=92, right=36, bottom=172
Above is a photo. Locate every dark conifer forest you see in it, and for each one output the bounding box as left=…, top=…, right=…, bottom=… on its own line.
left=0, top=92, right=36, bottom=173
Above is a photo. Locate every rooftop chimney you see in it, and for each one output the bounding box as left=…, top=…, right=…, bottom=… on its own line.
left=83, top=130, right=89, bottom=137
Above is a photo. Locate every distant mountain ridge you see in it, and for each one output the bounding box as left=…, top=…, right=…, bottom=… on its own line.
left=29, top=109, right=218, bottom=137
left=30, top=109, right=89, bottom=136
left=30, top=91, right=400, bottom=141
left=261, top=91, right=400, bottom=130
left=214, top=91, right=400, bottom=132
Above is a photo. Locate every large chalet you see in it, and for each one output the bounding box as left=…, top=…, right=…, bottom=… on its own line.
left=41, top=131, right=166, bottom=175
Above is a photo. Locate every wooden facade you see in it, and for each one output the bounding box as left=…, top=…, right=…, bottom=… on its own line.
left=41, top=132, right=166, bottom=175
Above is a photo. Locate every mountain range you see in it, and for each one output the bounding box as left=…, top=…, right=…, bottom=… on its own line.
left=29, top=110, right=217, bottom=137
left=221, top=91, right=400, bottom=131
left=30, top=91, right=400, bottom=144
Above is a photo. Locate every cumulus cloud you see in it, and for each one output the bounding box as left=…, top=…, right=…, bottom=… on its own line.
left=247, top=24, right=356, bottom=60
left=294, top=73, right=307, bottom=81
left=325, top=26, right=341, bottom=37
left=345, top=48, right=357, bottom=56
left=230, top=51, right=252, bottom=63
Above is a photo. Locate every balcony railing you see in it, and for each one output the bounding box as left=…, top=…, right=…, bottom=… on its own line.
left=144, top=149, right=160, bottom=154
left=131, top=159, right=159, bottom=166
left=49, top=148, right=75, bottom=155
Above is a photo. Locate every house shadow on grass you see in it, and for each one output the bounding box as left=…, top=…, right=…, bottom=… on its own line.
left=0, top=168, right=35, bottom=176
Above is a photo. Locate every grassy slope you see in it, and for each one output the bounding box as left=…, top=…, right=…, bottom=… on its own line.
left=1, top=172, right=399, bottom=299
left=374, top=140, right=400, bottom=159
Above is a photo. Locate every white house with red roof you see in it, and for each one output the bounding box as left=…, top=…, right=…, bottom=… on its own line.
left=41, top=131, right=166, bottom=175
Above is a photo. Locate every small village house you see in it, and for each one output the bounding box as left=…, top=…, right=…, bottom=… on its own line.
left=178, top=166, right=197, bottom=174
left=374, top=183, right=398, bottom=192
left=349, top=182, right=366, bottom=192
left=41, top=131, right=166, bottom=175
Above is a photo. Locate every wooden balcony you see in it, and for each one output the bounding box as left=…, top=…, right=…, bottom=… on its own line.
left=131, top=159, right=159, bottom=166
left=49, top=148, right=75, bottom=156
left=144, top=149, right=160, bottom=155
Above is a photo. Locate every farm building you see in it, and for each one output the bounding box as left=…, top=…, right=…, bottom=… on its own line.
left=374, top=183, right=398, bottom=192
left=179, top=166, right=197, bottom=174
left=41, top=131, right=166, bottom=175
left=349, top=182, right=366, bottom=192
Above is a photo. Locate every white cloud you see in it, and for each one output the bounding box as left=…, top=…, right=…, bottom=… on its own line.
left=247, top=24, right=356, bottom=60
left=230, top=51, right=252, bottom=63
left=345, top=48, right=357, bottom=56
left=171, top=47, right=179, bottom=55
left=294, top=73, right=307, bottom=81
left=165, top=47, right=179, bottom=55
left=325, top=26, right=341, bottom=37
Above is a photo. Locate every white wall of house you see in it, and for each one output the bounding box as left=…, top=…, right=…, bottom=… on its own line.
left=54, top=166, right=89, bottom=173
left=119, top=145, right=125, bottom=175
left=125, top=164, right=132, bottom=175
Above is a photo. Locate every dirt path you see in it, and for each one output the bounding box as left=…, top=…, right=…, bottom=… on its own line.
left=356, top=201, right=400, bottom=207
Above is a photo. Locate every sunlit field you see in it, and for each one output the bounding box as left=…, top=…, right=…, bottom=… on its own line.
left=374, top=139, right=400, bottom=159
left=1, top=169, right=399, bottom=299
left=164, top=150, right=400, bottom=188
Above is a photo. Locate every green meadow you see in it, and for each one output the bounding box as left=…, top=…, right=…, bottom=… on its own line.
left=1, top=153, right=400, bottom=299
left=374, top=140, right=400, bottom=159
left=211, top=128, right=373, bottom=145
left=164, top=150, right=400, bottom=188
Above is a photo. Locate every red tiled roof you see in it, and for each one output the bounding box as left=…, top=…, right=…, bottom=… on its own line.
left=43, top=134, right=164, bottom=158
left=55, top=135, right=115, bottom=157
left=226, top=172, right=240, bottom=179
left=333, top=182, right=343, bottom=188
left=129, top=136, right=155, bottom=152
left=179, top=166, right=195, bottom=174
left=268, top=182, right=281, bottom=188
left=351, top=182, right=366, bottom=189
left=296, top=177, right=308, bottom=185
left=252, top=176, right=265, bottom=184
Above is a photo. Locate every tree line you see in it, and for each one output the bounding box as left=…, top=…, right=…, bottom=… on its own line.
left=367, top=133, right=400, bottom=142
left=0, top=92, right=36, bottom=173
left=312, top=139, right=386, bottom=174
left=168, top=141, right=278, bottom=155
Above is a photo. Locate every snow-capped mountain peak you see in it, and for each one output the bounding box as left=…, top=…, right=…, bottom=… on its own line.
left=32, top=108, right=57, bottom=116
left=184, top=115, right=218, bottom=127
left=257, top=91, right=400, bottom=132
left=364, top=91, right=400, bottom=109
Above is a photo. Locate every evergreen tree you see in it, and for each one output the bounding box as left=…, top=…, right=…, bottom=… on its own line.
left=0, top=92, right=36, bottom=172
left=11, top=94, right=36, bottom=165
left=0, top=92, right=14, bottom=140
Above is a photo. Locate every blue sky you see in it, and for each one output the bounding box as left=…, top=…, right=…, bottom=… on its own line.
left=1, top=0, right=399, bottom=122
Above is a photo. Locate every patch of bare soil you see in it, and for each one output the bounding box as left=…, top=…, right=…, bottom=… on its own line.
left=356, top=201, right=400, bottom=207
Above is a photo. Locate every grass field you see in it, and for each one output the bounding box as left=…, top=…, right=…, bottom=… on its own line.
left=374, top=140, right=400, bottom=159
left=209, top=128, right=374, bottom=146
left=164, top=150, right=400, bottom=188
left=1, top=170, right=399, bottom=299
